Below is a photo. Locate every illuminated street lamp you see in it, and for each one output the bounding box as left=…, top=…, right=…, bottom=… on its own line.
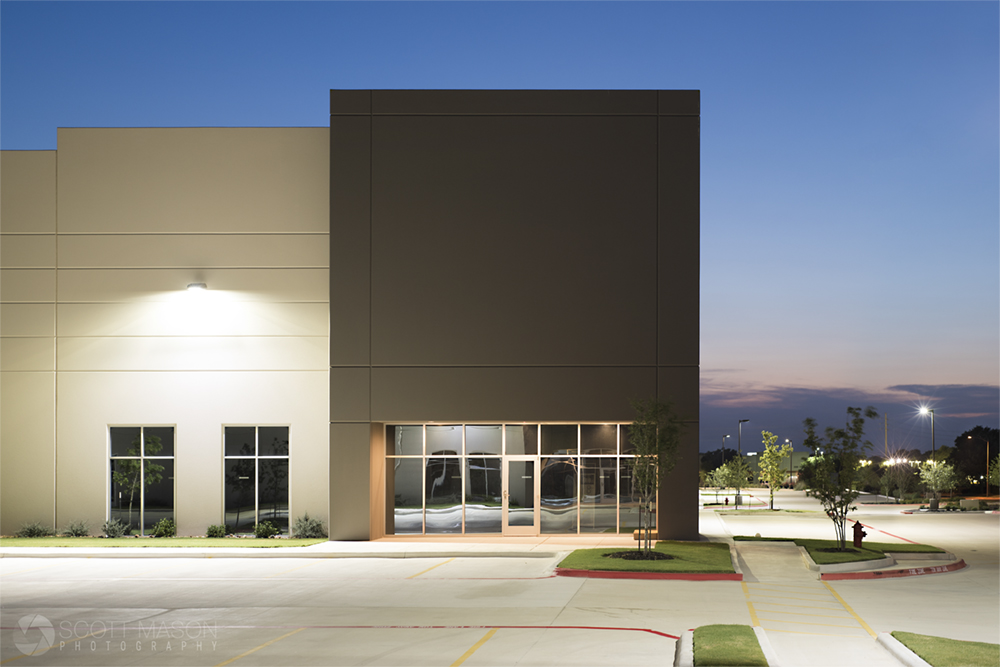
left=919, top=407, right=935, bottom=456
left=738, top=419, right=750, bottom=456
left=968, top=435, right=991, bottom=497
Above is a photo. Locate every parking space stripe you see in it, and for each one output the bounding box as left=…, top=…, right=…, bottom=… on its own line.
left=754, top=609, right=854, bottom=620
left=821, top=581, right=876, bottom=638
left=450, top=627, right=497, bottom=667
left=757, top=617, right=863, bottom=630
left=214, top=628, right=304, bottom=667
left=408, top=557, right=455, bottom=578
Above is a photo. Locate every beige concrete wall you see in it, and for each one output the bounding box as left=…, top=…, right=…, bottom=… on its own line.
left=0, top=151, right=57, bottom=533
left=1, top=129, right=331, bottom=536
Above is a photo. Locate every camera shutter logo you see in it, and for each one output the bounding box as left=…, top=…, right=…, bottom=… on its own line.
left=14, top=614, right=55, bottom=656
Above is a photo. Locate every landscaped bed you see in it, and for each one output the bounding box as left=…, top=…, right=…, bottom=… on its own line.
left=892, top=631, right=1000, bottom=667
left=0, top=537, right=327, bottom=548
left=557, top=540, right=735, bottom=574
left=693, top=624, right=767, bottom=666
left=734, top=535, right=943, bottom=564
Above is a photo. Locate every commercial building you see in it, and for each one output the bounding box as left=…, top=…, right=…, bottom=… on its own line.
left=0, top=90, right=700, bottom=541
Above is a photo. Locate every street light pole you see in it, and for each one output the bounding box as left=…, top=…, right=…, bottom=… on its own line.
left=919, top=408, right=935, bottom=457
left=969, top=435, right=991, bottom=497
left=738, top=419, right=750, bottom=456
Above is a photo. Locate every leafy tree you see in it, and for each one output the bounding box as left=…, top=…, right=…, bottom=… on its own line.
left=989, top=453, right=1000, bottom=489
left=719, top=456, right=752, bottom=508
left=918, top=461, right=959, bottom=510
left=700, top=448, right=738, bottom=473
left=626, top=397, right=684, bottom=556
left=111, top=433, right=164, bottom=532
left=757, top=432, right=793, bottom=510
left=949, top=427, right=999, bottom=491
left=802, top=406, right=878, bottom=550
left=225, top=444, right=256, bottom=530
left=707, top=466, right=728, bottom=502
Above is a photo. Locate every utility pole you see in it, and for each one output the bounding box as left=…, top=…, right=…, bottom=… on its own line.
left=884, top=413, right=888, bottom=459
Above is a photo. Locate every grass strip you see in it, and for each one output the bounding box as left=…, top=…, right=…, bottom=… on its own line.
left=557, top=540, right=734, bottom=573
left=693, top=624, right=767, bottom=666
left=733, top=536, right=942, bottom=564
left=892, top=631, right=1000, bottom=667
left=0, top=537, right=327, bottom=548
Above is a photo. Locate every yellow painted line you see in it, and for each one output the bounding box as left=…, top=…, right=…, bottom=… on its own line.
left=753, top=609, right=854, bottom=620
left=408, top=557, right=455, bottom=579
left=214, top=628, right=304, bottom=667
left=265, top=561, right=322, bottom=579
left=745, top=586, right=831, bottom=596
left=746, top=583, right=828, bottom=592
left=757, top=617, right=864, bottom=630
left=741, top=582, right=761, bottom=626
left=822, top=581, right=876, bottom=639
left=752, top=601, right=846, bottom=610
left=1, top=628, right=107, bottom=664
left=451, top=627, right=498, bottom=667
left=762, top=627, right=868, bottom=638
left=743, top=593, right=841, bottom=603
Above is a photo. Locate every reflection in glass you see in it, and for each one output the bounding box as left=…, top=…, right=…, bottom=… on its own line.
left=618, top=460, right=653, bottom=532
left=387, top=425, right=423, bottom=456
left=580, top=458, right=616, bottom=533
left=540, top=457, right=577, bottom=533
left=144, top=427, right=175, bottom=457
left=427, top=425, right=462, bottom=456
left=581, top=425, right=617, bottom=455
left=507, top=460, right=535, bottom=527
left=225, top=459, right=257, bottom=532
left=542, top=425, right=577, bottom=455
left=258, top=459, right=289, bottom=532
left=425, top=458, right=462, bottom=533
left=620, top=427, right=633, bottom=454
left=143, top=459, right=175, bottom=531
left=110, top=459, right=143, bottom=533
left=505, top=425, right=537, bottom=455
left=389, top=458, right=423, bottom=534
left=465, top=457, right=501, bottom=533
left=258, top=427, right=289, bottom=456
left=225, top=426, right=256, bottom=456
left=465, top=425, right=502, bottom=456
left=110, top=427, right=141, bottom=457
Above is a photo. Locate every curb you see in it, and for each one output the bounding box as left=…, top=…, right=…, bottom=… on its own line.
left=800, top=545, right=896, bottom=573
left=822, top=559, right=966, bottom=580
left=673, top=630, right=694, bottom=667
left=754, top=626, right=782, bottom=667
left=876, top=632, right=933, bottom=667
left=0, top=549, right=556, bottom=560
left=554, top=568, right=742, bottom=581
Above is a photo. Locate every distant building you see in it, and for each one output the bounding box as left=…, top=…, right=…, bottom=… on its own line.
left=1, top=90, right=700, bottom=540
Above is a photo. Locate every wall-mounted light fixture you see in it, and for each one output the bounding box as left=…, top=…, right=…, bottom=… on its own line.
left=186, top=283, right=207, bottom=291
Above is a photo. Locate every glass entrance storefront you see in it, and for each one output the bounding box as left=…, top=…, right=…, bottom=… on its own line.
left=384, top=423, right=653, bottom=536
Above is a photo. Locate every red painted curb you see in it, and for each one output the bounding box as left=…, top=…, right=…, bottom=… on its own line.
left=821, top=559, right=966, bottom=580
left=555, top=567, right=742, bottom=581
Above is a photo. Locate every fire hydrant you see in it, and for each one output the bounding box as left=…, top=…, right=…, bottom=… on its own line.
left=852, top=520, right=867, bottom=549
left=725, top=497, right=729, bottom=506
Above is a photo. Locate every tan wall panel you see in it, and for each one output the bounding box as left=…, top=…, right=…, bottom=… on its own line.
left=0, top=269, right=56, bottom=302
left=59, top=234, right=328, bottom=269
left=58, top=128, right=329, bottom=234
left=57, top=268, right=329, bottom=303
left=0, top=371, right=55, bottom=533
left=59, top=302, right=328, bottom=337
left=1, top=304, right=55, bottom=336
left=329, top=422, right=371, bottom=540
left=1, top=235, right=56, bottom=268
left=57, top=371, right=328, bottom=536
left=1, top=337, right=54, bottom=371
left=0, top=151, right=57, bottom=233
left=371, top=366, right=656, bottom=423
left=58, top=336, right=328, bottom=372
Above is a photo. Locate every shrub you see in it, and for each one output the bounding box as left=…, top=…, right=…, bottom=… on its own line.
left=16, top=521, right=55, bottom=538
left=206, top=524, right=227, bottom=538
left=254, top=521, right=279, bottom=538
left=150, top=518, right=176, bottom=538
left=292, top=512, right=327, bottom=539
left=63, top=519, right=90, bottom=537
left=102, top=518, right=128, bottom=538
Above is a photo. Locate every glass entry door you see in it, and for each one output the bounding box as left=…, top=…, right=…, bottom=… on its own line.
left=503, top=457, right=538, bottom=535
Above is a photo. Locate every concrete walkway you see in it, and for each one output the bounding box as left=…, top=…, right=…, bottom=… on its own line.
left=736, top=538, right=904, bottom=666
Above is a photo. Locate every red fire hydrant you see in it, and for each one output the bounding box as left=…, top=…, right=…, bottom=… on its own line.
left=852, top=520, right=867, bottom=549
left=725, top=497, right=729, bottom=506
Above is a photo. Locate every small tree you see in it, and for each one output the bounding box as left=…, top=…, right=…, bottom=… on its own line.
left=757, top=432, right=793, bottom=510
left=111, top=433, right=164, bottom=532
left=719, top=456, right=752, bottom=508
left=989, top=453, right=1000, bottom=490
left=919, top=461, right=959, bottom=510
left=708, top=467, right=727, bottom=502
left=626, top=397, right=684, bottom=556
left=802, top=406, right=878, bottom=551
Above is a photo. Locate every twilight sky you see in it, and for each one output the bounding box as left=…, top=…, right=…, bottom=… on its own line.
left=2, top=1, right=997, bottom=453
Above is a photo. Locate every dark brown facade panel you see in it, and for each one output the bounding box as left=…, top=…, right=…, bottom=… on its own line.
left=369, top=366, right=656, bottom=424
left=329, top=367, right=371, bottom=423
left=657, top=90, right=700, bottom=116
left=657, top=429, right=700, bottom=540
left=369, top=115, right=658, bottom=367
left=368, top=89, right=658, bottom=116
left=330, top=89, right=372, bottom=115
left=656, top=365, right=700, bottom=421
left=329, top=116, right=372, bottom=366
left=329, top=422, right=373, bottom=540
left=657, top=116, right=700, bottom=367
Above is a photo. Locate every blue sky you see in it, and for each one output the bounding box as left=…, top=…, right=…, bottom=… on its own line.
left=2, top=1, right=997, bottom=453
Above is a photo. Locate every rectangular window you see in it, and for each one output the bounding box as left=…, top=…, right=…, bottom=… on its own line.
left=109, top=426, right=175, bottom=535
left=224, top=426, right=289, bottom=534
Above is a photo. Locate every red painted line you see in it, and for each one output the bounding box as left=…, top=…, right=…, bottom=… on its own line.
left=555, top=567, right=742, bottom=581
left=822, top=559, right=966, bottom=581
left=858, top=522, right=919, bottom=545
